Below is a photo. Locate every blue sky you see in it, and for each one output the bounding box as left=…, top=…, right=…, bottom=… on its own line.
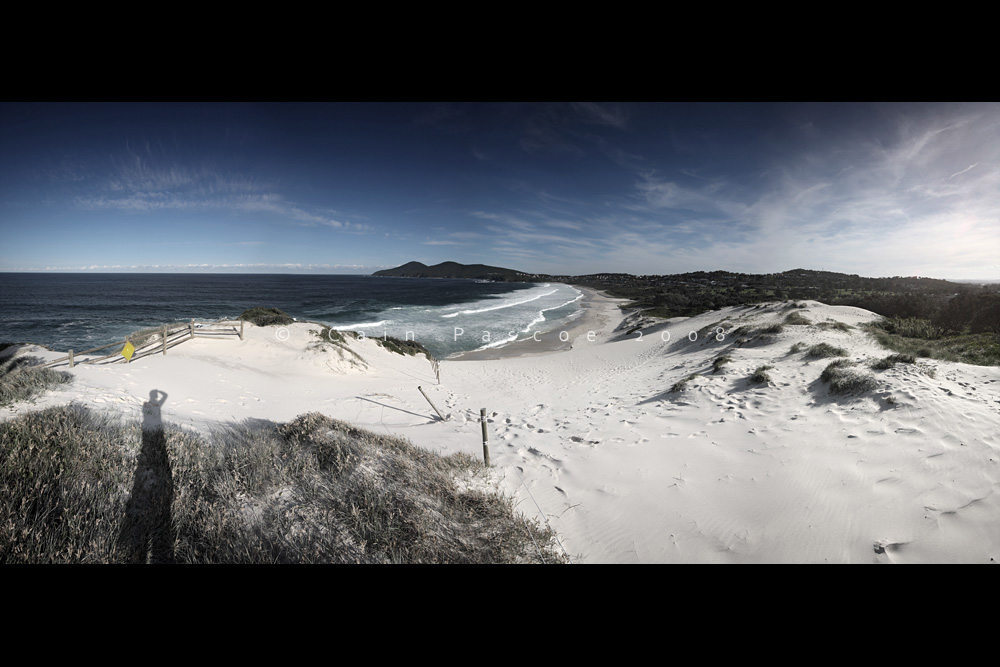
left=1, top=102, right=997, bottom=279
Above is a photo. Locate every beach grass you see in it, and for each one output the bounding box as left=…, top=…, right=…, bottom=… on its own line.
left=239, top=307, right=295, bottom=327
left=0, top=406, right=566, bottom=564
left=712, top=354, right=733, bottom=373
left=670, top=372, right=700, bottom=393
left=806, top=342, right=849, bottom=359
left=749, top=365, right=774, bottom=384
left=374, top=335, right=433, bottom=360
left=819, top=359, right=878, bottom=395
left=870, top=353, right=917, bottom=370
left=783, top=311, right=812, bottom=325
left=0, top=353, right=73, bottom=408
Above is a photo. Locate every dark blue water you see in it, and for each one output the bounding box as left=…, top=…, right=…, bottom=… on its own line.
left=0, top=273, right=582, bottom=358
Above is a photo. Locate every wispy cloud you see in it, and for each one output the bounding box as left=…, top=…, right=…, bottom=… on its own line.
left=571, top=102, right=629, bottom=129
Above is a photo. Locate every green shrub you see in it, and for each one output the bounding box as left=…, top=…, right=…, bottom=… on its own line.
left=749, top=365, right=774, bottom=384
left=789, top=342, right=807, bottom=354
left=758, top=323, right=785, bottom=335
left=239, top=307, right=295, bottom=327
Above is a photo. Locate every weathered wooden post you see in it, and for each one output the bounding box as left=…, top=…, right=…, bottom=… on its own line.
left=240, top=319, right=244, bottom=340
left=68, top=349, right=74, bottom=368
left=162, top=325, right=168, bottom=355
left=189, top=320, right=195, bottom=339
left=418, top=386, right=446, bottom=421
left=480, top=408, right=491, bottom=467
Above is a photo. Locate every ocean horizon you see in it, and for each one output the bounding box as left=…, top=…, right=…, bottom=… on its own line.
left=0, top=273, right=584, bottom=359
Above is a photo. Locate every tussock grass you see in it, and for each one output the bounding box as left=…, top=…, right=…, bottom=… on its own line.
left=749, top=365, right=774, bottom=384
left=757, top=323, right=785, bottom=335
left=788, top=342, right=807, bottom=354
left=374, top=335, right=433, bottom=360
left=670, top=373, right=700, bottom=393
left=0, top=406, right=565, bottom=563
left=816, top=320, right=854, bottom=333
left=871, top=353, right=917, bottom=370
left=819, top=360, right=878, bottom=395
left=712, top=354, right=733, bottom=373
left=239, top=307, right=295, bottom=327
left=806, top=342, right=849, bottom=359
left=0, top=353, right=73, bottom=407
left=784, top=311, right=812, bottom=326
left=820, top=358, right=854, bottom=382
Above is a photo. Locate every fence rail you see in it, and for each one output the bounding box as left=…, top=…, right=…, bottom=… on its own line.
left=43, top=319, right=244, bottom=369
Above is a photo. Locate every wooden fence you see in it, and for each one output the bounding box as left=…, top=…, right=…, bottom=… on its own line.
left=43, top=319, right=244, bottom=369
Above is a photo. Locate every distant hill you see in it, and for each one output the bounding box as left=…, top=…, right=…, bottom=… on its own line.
left=372, top=261, right=536, bottom=282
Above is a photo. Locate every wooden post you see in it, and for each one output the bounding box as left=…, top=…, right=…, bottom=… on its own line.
left=480, top=408, right=491, bottom=467
left=189, top=320, right=195, bottom=339
left=69, top=349, right=74, bottom=368
left=240, top=319, right=244, bottom=340
left=417, top=386, right=446, bottom=421
left=162, top=325, right=168, bottom=355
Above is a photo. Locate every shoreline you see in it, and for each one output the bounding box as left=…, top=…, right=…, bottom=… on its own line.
left=446, top=286, right=629, bottom=361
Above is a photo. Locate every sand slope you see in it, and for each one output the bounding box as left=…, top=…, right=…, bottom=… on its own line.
left=4, top=295, right=999, bottom=563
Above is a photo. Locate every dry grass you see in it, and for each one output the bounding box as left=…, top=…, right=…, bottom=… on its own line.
left=0, top=406, right=566, bottom=564
left=0, top=352, right=73, bottom=407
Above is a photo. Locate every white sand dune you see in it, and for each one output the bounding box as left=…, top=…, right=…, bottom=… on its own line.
left=5, top=291, right=999, bottom=563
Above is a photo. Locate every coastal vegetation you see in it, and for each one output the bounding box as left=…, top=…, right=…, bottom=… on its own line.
left=819, top=360, right=879, bottom=395
left=0, top=406, right=565, bottom=564
left=239, top=307, right=295, bottom=327
left=0, top=350, right=72, bottom=407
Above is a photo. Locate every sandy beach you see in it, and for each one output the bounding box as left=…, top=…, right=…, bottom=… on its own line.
left=4, top=292, right=999, bottom=563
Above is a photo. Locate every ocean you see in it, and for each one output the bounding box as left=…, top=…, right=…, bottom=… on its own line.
left=0, top=273, right=584, bottom=359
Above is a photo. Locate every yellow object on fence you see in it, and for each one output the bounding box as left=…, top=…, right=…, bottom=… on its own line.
left=121, top=341, right=135, bottom=362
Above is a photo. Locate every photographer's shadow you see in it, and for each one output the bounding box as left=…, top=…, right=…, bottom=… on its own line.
left=118, top=389, right=175, bottom=564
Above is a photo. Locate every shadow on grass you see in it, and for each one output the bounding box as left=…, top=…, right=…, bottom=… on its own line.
left=118, top=389, right=175, bottom=564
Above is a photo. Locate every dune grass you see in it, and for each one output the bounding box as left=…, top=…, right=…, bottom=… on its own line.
left=819, top=359, right=878, bottom=395
left=783, top=311, right=812, bottom=326
left=749, top=365, right=774, bottom=384
left=815, top=320, right=854, bottom=333
left=0, top=352, right=73, bottom=408
left=712, top=354, right=733, bottom=373
left=806, top=342, right=849, bottom=359
left=670, top=373, right=700, bottom=393
left=0, top=406, right=565, bottom=564
left=239, top=307, right=295, bottom=327
left=373, top=335, right=433, bottom=360
left=870, top=353, right=917, bottom=370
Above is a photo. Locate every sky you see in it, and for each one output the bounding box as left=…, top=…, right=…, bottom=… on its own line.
left=1, top=101, right=998, bottom=280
